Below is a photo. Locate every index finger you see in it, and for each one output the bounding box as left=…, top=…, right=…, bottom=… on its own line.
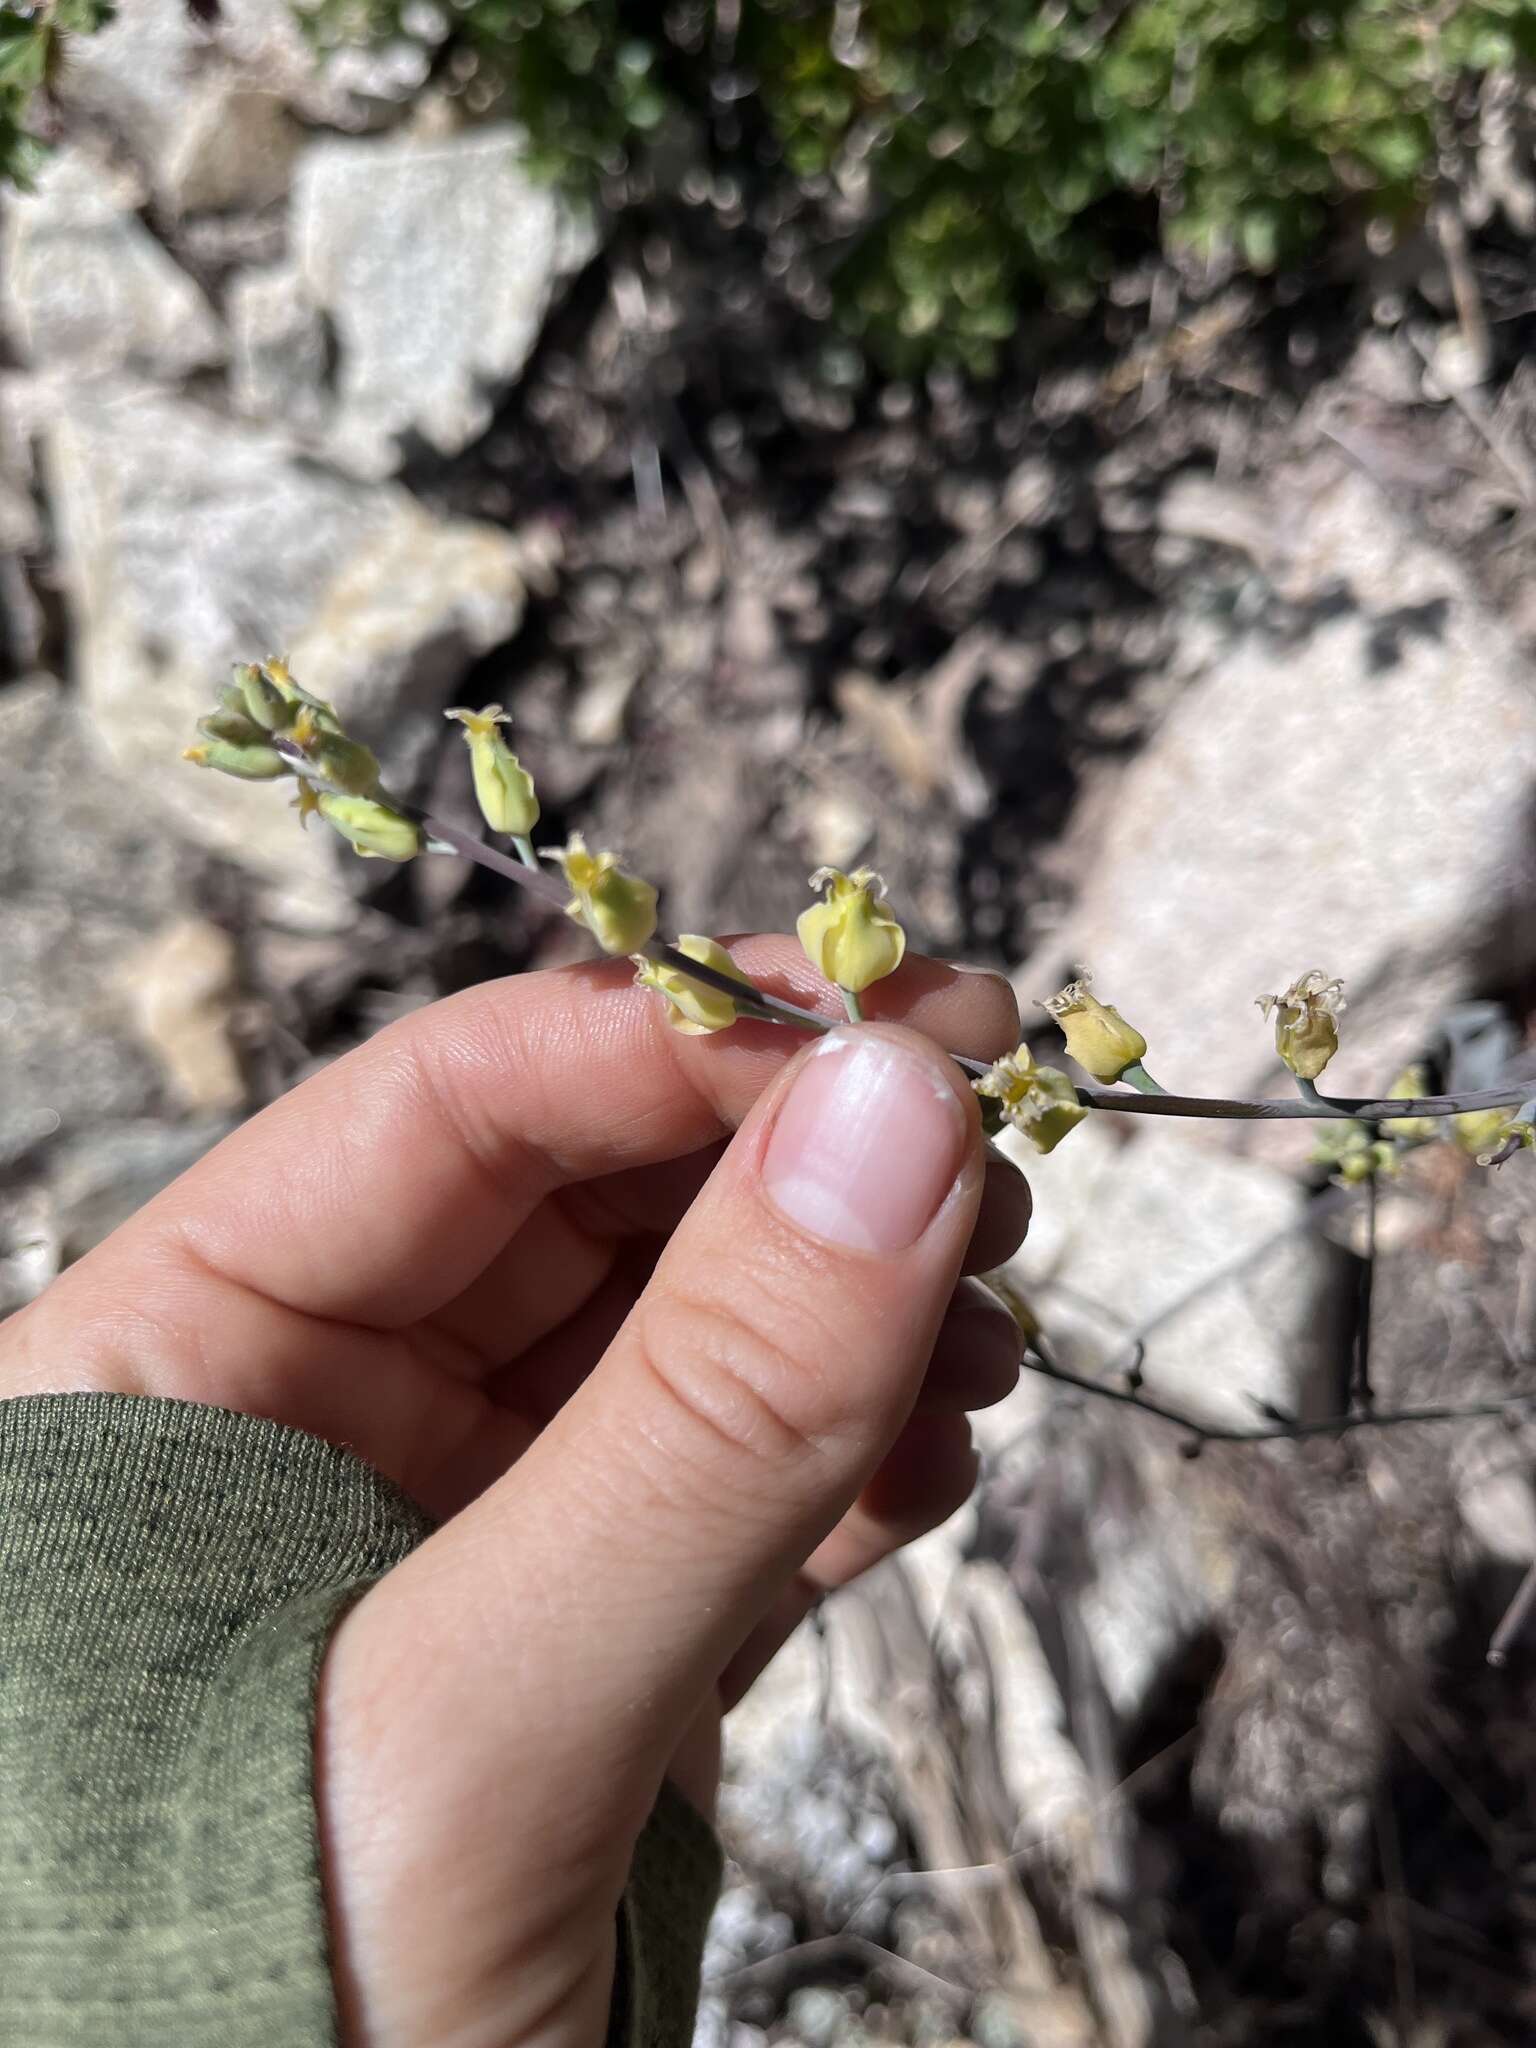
left=63, top=937, right=1021, bottom=1331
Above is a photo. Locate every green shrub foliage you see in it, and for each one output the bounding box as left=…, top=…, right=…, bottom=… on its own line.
left=294, top=0, right=1536, bottom=368
left=9, top=1, right=1536, bottom=368
left=0, top=2, right=115, bottom=190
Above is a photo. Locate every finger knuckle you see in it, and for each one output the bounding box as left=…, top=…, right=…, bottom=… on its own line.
left=630, top=1279, right=845, bottom=1477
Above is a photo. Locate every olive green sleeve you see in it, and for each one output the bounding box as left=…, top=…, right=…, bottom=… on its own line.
left=0, top=1393, right=721, bottom=2048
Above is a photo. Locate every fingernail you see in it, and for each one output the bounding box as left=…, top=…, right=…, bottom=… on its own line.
left=763, top=1030, right=969, bottom=1253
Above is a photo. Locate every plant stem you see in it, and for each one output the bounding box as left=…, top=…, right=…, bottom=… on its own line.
left=410, top=805, right=1536, bottom=1125
left=511, top=834, right=539, bottom=871
left=842, top=989, right=864, bottom=1023
left=1120, top=1061, right=1166, bottom=1094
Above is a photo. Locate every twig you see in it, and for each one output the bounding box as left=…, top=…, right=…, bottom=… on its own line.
left=707, top=1932, right=969, bottom=2008
left=1487, top=1557, right=1536, bottom=1668
left=1020, top=1341, right=1536, bottom=1449
left=1353, top=1164, right=1378, bottom=1411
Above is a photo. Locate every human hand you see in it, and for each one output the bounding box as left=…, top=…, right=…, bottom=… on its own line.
left=1, top=935, right=1029, bottom=2048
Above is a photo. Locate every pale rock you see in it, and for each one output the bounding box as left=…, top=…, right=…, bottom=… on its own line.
left=116, top=918, right=246, bottom=1114
left=989, top=1115, right=1347, bottom=1429
left=159, top=80, right=303, bottom=214
left=1021, top=463, right=1536, bottom=1151
left=291, top=125, right=597, bottom=476
left=1, top=151, right=224, bottom=378
left=285, top=502, right=527, bottom=783
left=43, top=387, right=524, bottom=925
left=0, top=677, right=193, bottom=1169
left=229, top=264, right=329, bottom=428
left=55, top=0, right=359, bottom=198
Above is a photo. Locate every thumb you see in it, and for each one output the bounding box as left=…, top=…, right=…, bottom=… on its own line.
left=319, top=1024, right=983, bottom=2032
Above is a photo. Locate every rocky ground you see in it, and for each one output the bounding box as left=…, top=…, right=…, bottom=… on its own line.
left=6, top=4, right=1536, bottom=2043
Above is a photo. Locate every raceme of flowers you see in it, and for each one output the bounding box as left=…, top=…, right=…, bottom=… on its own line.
left=184, top=659, right=1535, bottom=1170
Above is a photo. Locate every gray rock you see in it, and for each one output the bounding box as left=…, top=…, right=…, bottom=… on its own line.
left=42, top=386, right=525, bottom=926
left=229, top=264, right=329, bottom=429
left=991, top=1116, right=1348, bottom=1430
left=1, top=151, right=224, bottom=378
left=115, top=917, right=246, bottom=1115
left=54, top=0, right=357, bottom=201
left=159, top=79, right=303, bottom=214
left=1021, top=463, right=1536, bottom=1144
left=0, top=678, right=191, bottom=1170
left=291, top=125, right=597, bottom=476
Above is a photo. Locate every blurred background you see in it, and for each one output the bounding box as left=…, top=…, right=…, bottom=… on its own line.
left=6, top=1, right=1536, bottom=2041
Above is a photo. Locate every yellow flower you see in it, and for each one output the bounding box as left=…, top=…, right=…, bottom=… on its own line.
left=635, top=935, right=751, bottom=1035
left=973, top=1045, right=1087, bottom=1154
left=1381, top=1064, right=1436, bottom=1143
left=1040, top=971, right=1148, bottom=1083
left=445, top=703, right=540, bottom=839
left=183, top=737, right=288, bottom=781
left=1257, top=969, right=1345, bottom=1081
left=548, top=833, right=658, bottom=955
left=291, top=778, right=322, bottom=828
left=290, top=706, right=381, bottom=797
left=315, top=792, right=422, bottom=862
left=796, top=867, right=906, bottom=995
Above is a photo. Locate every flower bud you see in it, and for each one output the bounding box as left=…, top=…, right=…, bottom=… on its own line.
left=635, top=935, right=750, bottom=1035
left=445, top=704, right=540, bottom=839
left=548, top=833, right=658, bottom=956
left=234, top=662, right=294, bottom=733
left=1257, top=969, right=1345, bottom=1081
left=315, top=792, right=422, bottom=862
left=1040, top=972, right=1147, bottom=1083
left=183, top=737, right=289, bottom=781
left=290, top=707, right=381, bottom=797
left=1381, top=1064, right=1436, bottom=1143
left=1330, top=1136, right=1399, bottom=1185
left=796, top=866, right=906, bottom=995
left=198, top=705, right=269, bottom=746
left=973, top=1045, right=1087, bottom=1155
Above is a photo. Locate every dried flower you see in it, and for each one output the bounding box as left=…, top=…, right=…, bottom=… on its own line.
left=1257, top=969, right=1345, bottom=1081
left=973, top=1045, right=1087, bottom=1154
left=635, top=935, right=750, bottom=1035
left=445, top=703, right=540, bottom=839
left=796, top=867, right=906, bottom=996
left=548, top=833, right=658, bottom=956
left=291, top=779, right=322, bottom=828
left=1040, top=971, right=1147, bottom=1083
left=315, top=792, right=422, bottom=862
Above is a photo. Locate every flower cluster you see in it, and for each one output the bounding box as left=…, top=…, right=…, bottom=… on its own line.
left=182, top=664, right=1533, bottom=1186
left=184, top=658, right=422, bottom=861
